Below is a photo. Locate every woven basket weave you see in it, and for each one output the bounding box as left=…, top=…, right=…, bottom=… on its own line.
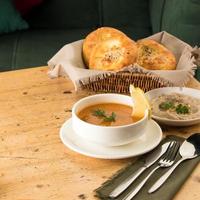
left=79, top=72, right=173, bottom=94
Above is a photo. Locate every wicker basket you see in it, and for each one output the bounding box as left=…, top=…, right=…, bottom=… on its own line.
left=79, top=72, right=173, bottom=94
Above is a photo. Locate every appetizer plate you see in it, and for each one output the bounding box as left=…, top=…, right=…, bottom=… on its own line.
left=60, top=118, right=162, bottom=159
left=145, top=87, right=200, bottom=126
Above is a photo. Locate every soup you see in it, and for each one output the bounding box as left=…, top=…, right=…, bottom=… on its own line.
left=78, top=103, right=141, bottom=126
left=151, top=93, right=200, bottom=120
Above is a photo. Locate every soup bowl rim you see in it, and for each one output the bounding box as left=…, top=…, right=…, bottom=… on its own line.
left=72, top=93, right=148, bottom=129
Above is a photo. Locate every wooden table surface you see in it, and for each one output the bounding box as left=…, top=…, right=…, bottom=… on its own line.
left=0, top=66, right=200, bottom=200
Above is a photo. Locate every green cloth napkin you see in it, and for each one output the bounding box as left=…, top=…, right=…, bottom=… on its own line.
left=95, top=135, right=200, bottom=200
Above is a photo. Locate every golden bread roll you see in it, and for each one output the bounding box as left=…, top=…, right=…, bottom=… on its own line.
left=89, top=37, right=138, bottom=71
left=136, top=39, right=176, bottom=70
left=82, top=27, right=127, bottom=66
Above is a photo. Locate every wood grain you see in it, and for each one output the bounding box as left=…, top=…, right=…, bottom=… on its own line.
left=0, top=66, right=199, bottom=200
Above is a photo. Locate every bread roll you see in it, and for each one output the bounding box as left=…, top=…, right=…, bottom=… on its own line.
left=136, top=39, right=176, bottom=70
left=83, top=27, right=127, bottom=66
left=83, top=27, right=138, bottom=71
left=89, top=37, right=137, bottom=71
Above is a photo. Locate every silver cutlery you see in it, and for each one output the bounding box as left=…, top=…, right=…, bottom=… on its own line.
left=121, top=141, right=180, bottom=200
left=148, top=133, right=200, bottom=193
left=109, top=141, right=171, bottom=198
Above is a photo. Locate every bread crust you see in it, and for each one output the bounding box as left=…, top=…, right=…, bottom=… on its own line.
left=83, top=27, right=126, bottom=66
left=136, top=39, right=176, bottom=70
left=89, top=37, right=137, bottom=71
left=83, top=27, right=137, bottom=71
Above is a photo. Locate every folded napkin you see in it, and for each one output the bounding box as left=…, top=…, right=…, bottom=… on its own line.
left=95, top=135, right=200, bottom=200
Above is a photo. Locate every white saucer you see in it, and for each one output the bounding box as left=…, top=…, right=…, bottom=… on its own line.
left=60, top=119, right=162, bottom=159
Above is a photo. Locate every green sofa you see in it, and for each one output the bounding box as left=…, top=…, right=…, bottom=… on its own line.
left=0, top=0, right=200, bottom=78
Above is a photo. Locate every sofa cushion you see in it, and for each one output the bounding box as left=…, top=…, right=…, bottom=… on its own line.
left=150, top=0, right=200, bottom=46
left=101, top=0, right=152, bottom=40
left=0, top=0, right=28, bottom=34
left=25, top=0, right=100, bottom=29
left=14, top=0, right=43, bottom=16
left=149, top=0, right=165, bottom=33
left=0, top=29, right=92, bottom=71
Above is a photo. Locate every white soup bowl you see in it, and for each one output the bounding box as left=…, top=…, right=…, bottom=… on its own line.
left=72, top=93, right=148, bottom=146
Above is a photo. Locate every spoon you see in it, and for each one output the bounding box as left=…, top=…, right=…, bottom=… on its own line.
left=148, top=133, right=200, bottom=193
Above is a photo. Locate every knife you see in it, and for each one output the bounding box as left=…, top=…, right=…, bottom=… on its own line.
left=109, top=141, right=171, bottom=198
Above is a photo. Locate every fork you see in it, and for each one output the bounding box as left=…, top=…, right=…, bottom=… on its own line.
left=121, top=141, right=180, bottom=200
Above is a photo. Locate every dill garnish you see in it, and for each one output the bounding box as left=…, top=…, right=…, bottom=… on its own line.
left=93, top=109, right=106, bottom=118
left=92, top=109, right=116, bottom=122
left=103, top=112, right=116, bottom=122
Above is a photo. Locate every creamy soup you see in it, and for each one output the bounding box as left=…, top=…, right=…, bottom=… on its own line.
left=78, top=103, right=140, bottom=126
left=151, top=93, right=200, bottom=120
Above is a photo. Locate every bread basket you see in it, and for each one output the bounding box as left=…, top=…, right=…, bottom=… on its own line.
left=48, top=31, right=197, bottom=93
left=79, top=71, right=173, bottom=94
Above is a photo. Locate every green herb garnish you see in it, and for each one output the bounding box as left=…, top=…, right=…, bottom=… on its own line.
left=92, top=109, right=116, bottom=122
left=93, top=109, right=106, bottom=117
left=159, top=101, right=190, bottom=115
left=103, top=112, right=116, bottom=122
left=159, top=101, right=175, bottom=110
left=175, top=104, right=190, bottom=114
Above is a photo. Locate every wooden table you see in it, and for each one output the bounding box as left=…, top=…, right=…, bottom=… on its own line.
left=0, top=66, right=199, bottom=200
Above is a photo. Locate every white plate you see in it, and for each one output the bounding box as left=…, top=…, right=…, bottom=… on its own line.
left=60, top=118, right=162, bottom=159
left=146, top=87, right=200, bottom=126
